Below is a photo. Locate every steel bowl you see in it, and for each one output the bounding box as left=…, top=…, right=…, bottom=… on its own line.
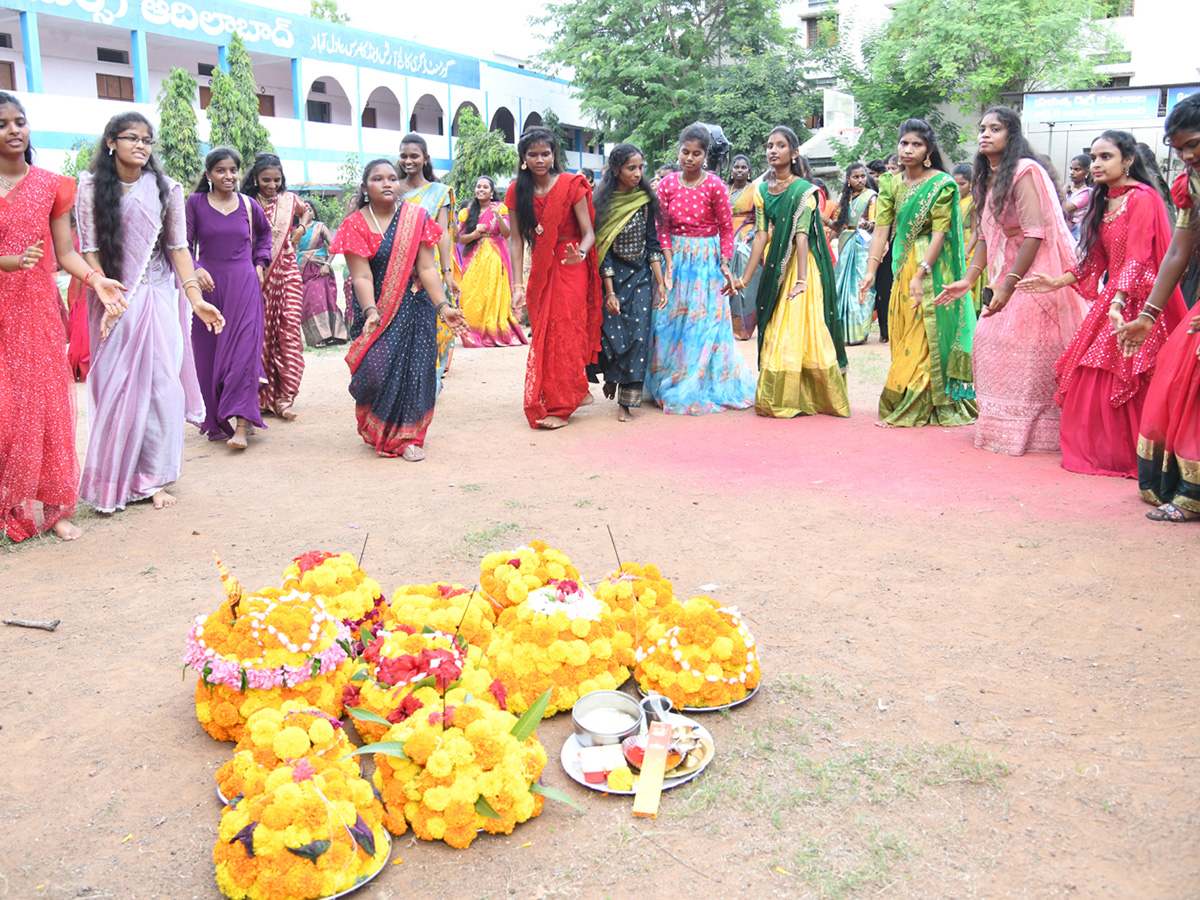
left=572, top=690, right=645, bottom=747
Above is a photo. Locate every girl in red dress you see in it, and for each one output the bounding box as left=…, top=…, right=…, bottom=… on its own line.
left=1020, top=129, right=1186, bottom=477
left=0, top=91, right=124, bottom=540
left=505, top=127, right=603, bottom=429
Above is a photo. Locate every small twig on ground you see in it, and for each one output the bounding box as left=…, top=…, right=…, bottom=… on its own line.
left=629, top=823, right=722, bottom=882
left=3, top=617, right=60, bottom=631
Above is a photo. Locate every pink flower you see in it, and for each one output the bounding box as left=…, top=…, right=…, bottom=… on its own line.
left=291, top=759, right=316, bottom=782
left=488, top=678, right=508, bottom=711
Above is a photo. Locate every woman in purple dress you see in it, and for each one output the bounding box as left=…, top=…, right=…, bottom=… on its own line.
left=187, top=146, right=272, bottom=450
left=77, top=112, right=224, bottom=511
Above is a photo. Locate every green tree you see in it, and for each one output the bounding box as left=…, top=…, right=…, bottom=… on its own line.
left=309, top=0, right=350, bottom=24
left=868, top=0, right=1122, bottom=114
left=707, top=52, right=816, bottom=169
left=59, top=138, right=96, bottom=181
left=206, top=32, right=273, bottom=162
left=540, top=108, right=570, bottom=170
left=445, top=108, right=518, bottom=197
left=537, top=0, right=793, bottom=157
left=156, top=67, right=203, bottom=186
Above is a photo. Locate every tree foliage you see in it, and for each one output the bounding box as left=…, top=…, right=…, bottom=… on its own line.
left=309, top=0, right=350, bottom=25
left=206, top=32, right=273, bottom=162
left=59, top=138, right=96, bottom=181
left=706, top=52, right=815, bottom=169
left=868, top=0, right=1121, bottom=114
left=445, top=109, right=519, bottom=197
left=540, top=108, right=570, bottom=171
left=156, top=67, right=203, bottom=186
left=537, top=0, right=806, bottom=158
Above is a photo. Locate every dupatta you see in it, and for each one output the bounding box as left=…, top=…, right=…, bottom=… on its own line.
left=344, top=203, right=426, bottom=375
left=893, top=172, right=975, bottom=402
left=756, top=178, right=846, bottom=370
left=594, top=188, right=651, bottom=265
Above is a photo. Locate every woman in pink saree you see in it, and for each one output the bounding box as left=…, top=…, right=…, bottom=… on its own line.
left=938, top=107, right=1088, bottom=455
left=77, top=112, right=223, bottom=511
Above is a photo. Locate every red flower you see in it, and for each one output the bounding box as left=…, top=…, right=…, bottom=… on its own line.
left=427, top=710, right=442, bottom=726
left=508, top=558, right=522, bottom=568
left=552, top=578, right=580, bottom=596
left=488, top=678, right=508, bottom=711
left=376, top=653, right=423, bottom=687
left=394, top=623, right=416, bottom=635
left=386, top=694, right=424, bottom=724
left=437, top=584, right=470, bottom=599
left=342, top=684, right=361, bottom=708
left=442, top=705, right=456, bottom=727
left=421, top=649, right=462, bottom=692
left=294, top=550, right=336, bottom=574
left=363, top=636, right=385, bottom=665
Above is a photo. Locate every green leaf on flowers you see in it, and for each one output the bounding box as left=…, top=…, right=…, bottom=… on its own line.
left=311, top=657, right=321, bottom=678
left=530, top=781, right=584, bottom=811
left=361, top=625, right=375, bottom=646
left=421, top=625, right=436, bottom=635
left=343, top=740, right=409, bottom=761
left=410, top=675, right=436, bottom=691
left=286, top=839, right=331, bottom=862
left=350, top=667, right=369, bottom=682
left=474, top=796, right=501, bottom=819
left=510, top=688, right=553, bottom=742
left=454, top=632, right=468, bottom=652
left=345, top=706, right=394, bottom=727
left=239, top=668, right=248, bottom=692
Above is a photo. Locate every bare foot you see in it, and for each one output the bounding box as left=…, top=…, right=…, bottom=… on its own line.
left=536, top=416, right=569, bottom=429
left=602, top=382, right=616, bottom=401
left=401, top=445, right=426, bottom=461
left=152, top=490, right=177, bottom=509
left=227, top=420, right=248, bottom=449
left=874, top=420, right=897, bottom=429
left=52, top=519, right=83, bottom=541
left=281, top=409, right=298, bottom=421
left=618, top=405, right=632, bottom=422
left=580, top=392, right=595, bottom=407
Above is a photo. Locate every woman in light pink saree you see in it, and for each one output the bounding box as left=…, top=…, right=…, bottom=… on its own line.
left=77, top=112, right=222, bottom=511
left=938, top=107, right=1087, bottom=455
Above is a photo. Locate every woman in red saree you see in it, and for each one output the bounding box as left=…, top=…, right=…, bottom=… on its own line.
left=331, top=159, right=466, bottom=461
left=1020, top=129, right=1185, bottom=477
left=1116, top=94, right=1200, bottom=520
left=0, top=91, right=124, bottom=540
left=242, top=152, right=308, bottom=419
left=505, top=126, right=603, bottom=429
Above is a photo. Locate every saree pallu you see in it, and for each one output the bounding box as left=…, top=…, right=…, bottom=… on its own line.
left=646, top=235, right=756, bottom=415
left=403, top=182, right=457, bottom=387
left=960, top=194, right=988, bottom=314
left=835, top=229, right=873, bottom=345
left=1137, top=318, right=1200, bottom=511
left=344, top=206, right=438, bottom=457
left=66, top=274, right=89, bottom=381
left=259, top=191, right=305, bottom=415
left=879, top=175, right=976, bottom=426
left=458, top=205, right=525, bottom=348
left=753, top=182, right=848, bottom=419
left=728, top=186, right=759, bottom=340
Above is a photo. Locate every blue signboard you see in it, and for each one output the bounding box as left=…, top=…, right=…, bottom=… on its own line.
left=1024, top=89, right=1158, bottom=123
left=1167, top=86, right=1200, bottom=115
left=6, top=0, right=481, bottom=88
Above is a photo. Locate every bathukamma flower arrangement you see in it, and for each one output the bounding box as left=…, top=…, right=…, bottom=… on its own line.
left=484, top=579, right=635, bottom=716
left=184, top=542, right=759, bottom=897
left=185, top=556, right=355, bottom=742
left=634, top=595, right=761, bottom=709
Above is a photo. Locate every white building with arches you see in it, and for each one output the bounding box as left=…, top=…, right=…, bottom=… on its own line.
left=0, top=0, right=604, bottom=183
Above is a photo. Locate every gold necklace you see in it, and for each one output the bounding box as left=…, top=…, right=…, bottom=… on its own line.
left=768, top=172, right=796, bottom=195
left=678, top=170, right=706, bottom=190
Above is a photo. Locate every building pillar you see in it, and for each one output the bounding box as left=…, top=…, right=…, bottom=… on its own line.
left=19, top=12, right=42, bottom=94
left=354, top=67, right=363, bottom=159
left=292, top=58, right=308, bottom=182
left=131, top=29, right=149, bottom=104
left=217, top=44, right=230, bottom=74
left=447, top=86, right=452, bottom=159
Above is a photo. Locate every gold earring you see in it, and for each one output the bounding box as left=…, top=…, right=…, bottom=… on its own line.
left=923, top=158, right=931, bottom=168
left=1124, top=166, right=1130, bottom=176
left=521, top=162, right=527, bottom=170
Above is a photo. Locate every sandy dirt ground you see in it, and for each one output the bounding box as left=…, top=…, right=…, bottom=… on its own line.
left=1, top=337, right=1197, bottom=900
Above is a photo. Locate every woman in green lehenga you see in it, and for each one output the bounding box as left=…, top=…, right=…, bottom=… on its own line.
left=858, top=119, right=976, bottom=427
left=733, top=127, right=849, bottom=418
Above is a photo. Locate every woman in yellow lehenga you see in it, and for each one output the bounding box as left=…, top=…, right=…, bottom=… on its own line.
left=954, top=163, right=987, bottom=313
left=733, top=126, right=849, bottom=418
left=398, top=134, right=459, bottom=391
left=456, top=176, right=526, bottom=347
left=859, top=119, right=976, bottom=427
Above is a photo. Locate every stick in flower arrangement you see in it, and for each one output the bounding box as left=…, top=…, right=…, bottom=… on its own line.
left=606, top=524, right=624, bottom=571
left=357, top=531, right=370, bottom=568
left=441, top=584, right=482, bottom=731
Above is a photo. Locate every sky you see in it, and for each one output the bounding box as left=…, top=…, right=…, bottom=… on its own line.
left=260, top=0, right=555, bottom=63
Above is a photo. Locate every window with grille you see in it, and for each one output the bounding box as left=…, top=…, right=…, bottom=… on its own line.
left=97, top=47, right=129, bottom=65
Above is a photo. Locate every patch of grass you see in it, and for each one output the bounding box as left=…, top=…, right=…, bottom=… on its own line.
left=140, top=566, right=156, bottom=576
left=792, top=817, right=916, bottom=899
left=504, top=500, right=530, bottom=509
left=450, top=522, right=519, bottom=558
left=303, top=342, right=351, bottom=357
left=459, top=484, right=482, bottom=493
left=769, top=673, right=815, bottom=699
left=573, top=499, right=594, bottom=508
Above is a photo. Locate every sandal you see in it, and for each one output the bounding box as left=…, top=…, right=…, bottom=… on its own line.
left=401, top=445, right=426, bottom=462
left=1146, top=503, right=1199, bottom=522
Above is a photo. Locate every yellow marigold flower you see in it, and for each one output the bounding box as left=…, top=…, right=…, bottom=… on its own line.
left=565, top=640, right=590, bottom=667
left=272, top=725, right=310, bottom=761
left=425, top=749, right=453, bottom=779
left=712, top=636, right=734, bottom=660
left=570, top=618, right=591, bottom=639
